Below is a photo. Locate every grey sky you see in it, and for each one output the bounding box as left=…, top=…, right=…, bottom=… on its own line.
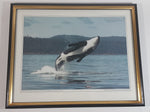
left=24, top=17, right=126, bottom=38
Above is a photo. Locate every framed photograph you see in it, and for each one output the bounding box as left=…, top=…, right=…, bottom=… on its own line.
left=6, top=3, right=144, bottom=108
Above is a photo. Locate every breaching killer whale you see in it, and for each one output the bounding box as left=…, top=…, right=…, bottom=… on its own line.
left=55, top=36, right=100, bottom=71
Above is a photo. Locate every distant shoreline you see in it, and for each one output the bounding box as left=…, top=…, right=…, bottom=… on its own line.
left=23, top=35, right=127, bottom=55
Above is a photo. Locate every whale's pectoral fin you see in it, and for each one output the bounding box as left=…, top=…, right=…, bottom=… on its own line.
left=76, top=57, right=84, bottom=62
left=68, top=41, right=87, bottom=48
left=76, top=54, right=86, bottom=62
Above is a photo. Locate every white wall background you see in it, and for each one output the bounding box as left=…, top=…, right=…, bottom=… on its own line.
left=0, top=0, right=150, bottom=111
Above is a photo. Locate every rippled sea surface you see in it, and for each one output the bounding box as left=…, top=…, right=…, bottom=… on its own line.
left=22, top=55, right=129, bottom=90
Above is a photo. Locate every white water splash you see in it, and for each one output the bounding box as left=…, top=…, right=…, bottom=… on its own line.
left=31, top=66, right=67, bottom=75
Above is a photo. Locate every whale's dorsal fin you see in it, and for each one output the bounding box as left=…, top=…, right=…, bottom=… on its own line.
left=64, top=41, right=87, bottom=54
left=68, top=41, right=87, bottom=48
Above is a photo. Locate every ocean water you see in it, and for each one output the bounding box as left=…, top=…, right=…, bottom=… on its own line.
left=22, top=55, right=129, bottom=90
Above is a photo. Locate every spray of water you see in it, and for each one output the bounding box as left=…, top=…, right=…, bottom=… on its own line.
left=31, top=65, right=67, bottom=75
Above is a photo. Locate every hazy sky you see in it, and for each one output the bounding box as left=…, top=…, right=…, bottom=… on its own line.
left=24, top=17, right=126, bottom=38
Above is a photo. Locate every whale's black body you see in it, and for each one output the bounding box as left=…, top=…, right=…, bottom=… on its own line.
left=55, top=36, right=100, bottom=71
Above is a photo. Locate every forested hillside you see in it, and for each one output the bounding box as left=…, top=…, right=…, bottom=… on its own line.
left=23, top=35, right=127, bottom=55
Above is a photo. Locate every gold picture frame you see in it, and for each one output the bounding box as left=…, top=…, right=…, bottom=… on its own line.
left=6, top=3, right=144, bottom=108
